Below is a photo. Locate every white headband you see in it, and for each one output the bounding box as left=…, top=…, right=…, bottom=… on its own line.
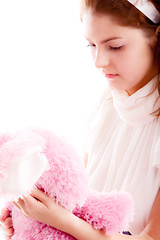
left=127, top=0, right=160, bottom=23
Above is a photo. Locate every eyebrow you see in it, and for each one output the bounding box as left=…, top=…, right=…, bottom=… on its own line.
left=85, top=37, right=122, bottom=44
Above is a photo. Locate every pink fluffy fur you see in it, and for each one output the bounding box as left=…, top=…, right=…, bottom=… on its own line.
left=0, top=128, right=134, bottom=239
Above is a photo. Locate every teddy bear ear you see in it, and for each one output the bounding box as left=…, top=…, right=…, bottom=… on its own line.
left=0, top=146, right=50, bottom=200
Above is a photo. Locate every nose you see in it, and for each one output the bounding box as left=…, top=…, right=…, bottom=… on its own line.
left=94, top=48, right=110, bottom=69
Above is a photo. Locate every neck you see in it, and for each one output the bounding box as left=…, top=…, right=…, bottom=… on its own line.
left=126, top=67, right=158, bottom=96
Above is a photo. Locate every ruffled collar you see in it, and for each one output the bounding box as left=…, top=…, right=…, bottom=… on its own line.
left=112, top=77, right=160, bottom=126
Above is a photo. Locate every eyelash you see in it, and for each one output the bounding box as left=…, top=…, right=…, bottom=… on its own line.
left=87, top=43, right=96, bottom=48
left=109, top=46, right=122, bottom=51
left=87, top=44, right=123, bottom=51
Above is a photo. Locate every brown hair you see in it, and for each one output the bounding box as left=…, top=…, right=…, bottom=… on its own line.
left=80, top=0, right=160, bottom=116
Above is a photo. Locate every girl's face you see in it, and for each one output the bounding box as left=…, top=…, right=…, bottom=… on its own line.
left=82, top=10, right=158, bottom=95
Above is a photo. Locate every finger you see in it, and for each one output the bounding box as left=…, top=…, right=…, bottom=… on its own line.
left=2, top=225, right=14, bottom=236
left=0, top=209, right=11, bottom=222
left=12, top=201, right=21, bottom=210
left=30, top=188, right=50, bottom=204
left=5, top=237, right=11, bottom=240
left=12, top=198, right=28, bottom=217
left=2, top=217, right=13, bottom=229
left=4, top=236, right=11, bottom=240
left=23, top=194, right=48, bottom=209
left=16, top=198, right=25, bottom=209
left=4, top=236, right=12, bottom=240
left=23, top=194, right=37, bottom=206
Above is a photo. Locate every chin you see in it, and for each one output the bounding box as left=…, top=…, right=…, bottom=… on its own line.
left=107, top=82, right=126, bottom=92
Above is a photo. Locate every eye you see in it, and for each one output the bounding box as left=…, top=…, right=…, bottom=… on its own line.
left=87, top=43, right=96, bottom=48
left=109, top=46, right=123, bottom=51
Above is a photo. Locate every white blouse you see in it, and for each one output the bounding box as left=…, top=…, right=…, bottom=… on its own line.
left=86, top=77, right=160, bottom=235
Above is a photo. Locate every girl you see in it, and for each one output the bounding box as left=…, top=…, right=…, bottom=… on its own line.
left=1, top=0, right=160, bottom=239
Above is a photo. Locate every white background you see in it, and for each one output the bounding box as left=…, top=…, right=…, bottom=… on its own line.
left=0, top=1, right=105, bottom=238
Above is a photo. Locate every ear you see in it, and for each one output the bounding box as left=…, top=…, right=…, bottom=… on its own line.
left=150, top=26, right=160, bottom=49
left=156, top=25, right=160, bottom=36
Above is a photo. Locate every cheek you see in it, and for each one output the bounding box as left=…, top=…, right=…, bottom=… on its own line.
left=128, top=45, right=153, bottom=70
left=115, top=50, right=144, bottom=75
left=113, top=55, right=129, bottom=73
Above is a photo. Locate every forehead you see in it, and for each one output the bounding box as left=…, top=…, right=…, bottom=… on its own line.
left=82, top=10, right=145, bottom=43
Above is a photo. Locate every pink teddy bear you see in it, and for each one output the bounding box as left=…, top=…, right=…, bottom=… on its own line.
left=0, top=128, right=134, bottom=240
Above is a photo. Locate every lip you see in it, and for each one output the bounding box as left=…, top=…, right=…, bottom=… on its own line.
left=105, top=74, right=118, bottom=79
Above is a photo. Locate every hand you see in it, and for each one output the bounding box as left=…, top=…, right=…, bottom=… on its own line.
left=0, top=208, right=14, bottom=240
left=12, top=188, right=73, bottom=233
